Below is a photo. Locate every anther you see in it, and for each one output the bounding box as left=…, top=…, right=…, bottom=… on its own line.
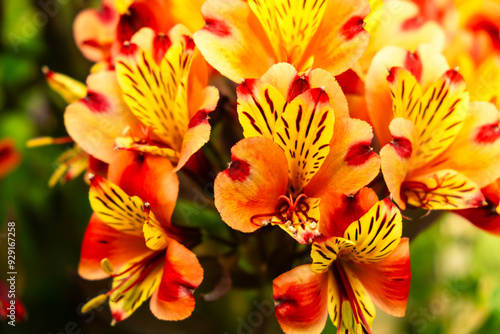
left=81, top=294, right=108, bottom=314
left=100, top=258, right=115, bottom=276
left=309, top=221, right=317, bottom=230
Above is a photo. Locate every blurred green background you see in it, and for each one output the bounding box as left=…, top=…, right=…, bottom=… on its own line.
left=1, top=0, right=500, bottom=333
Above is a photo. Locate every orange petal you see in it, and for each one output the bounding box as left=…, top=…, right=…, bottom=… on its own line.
left=273, top=265, right=329, bottom=334
left=73, top=2, right=118, bottom=62
left=423, top=101, right=500, bottom=188
left=174, top=89, right=218, bottom=172
left=304, top=0, right=370, bottom=76
left=64, top=70, right=140, bottom=164
left=305, top=117, right=380, bottom=198
left=319, top=188, right=379, bottom=238
left=0, top=139, right=21, bottom=179
left=78, top=213, right=151, bottom=280
left=150, top=240, right=203, bottom=321
left=214, top=137, right=289, bottom=232
left=193, top=0, right=275, bottom=82
left=108, top=151, right=182, bottom=237
left=346, top=238, right=411, bottom=317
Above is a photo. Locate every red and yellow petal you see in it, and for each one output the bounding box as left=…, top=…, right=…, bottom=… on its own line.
left=89, top=175, right=148, bottom=236
left=455, top=206, right=500, bottom=236
left=402, top=170, right=485, bottom=210
left=150, top=240, right=203, bottom=321
left=116, top=28, right=194, bottom=152
left=237, top=77, right=287, bottom=139
left=110, top=253, right=165, bottom=323
left=305, top=117, right=380, bottom=198
left=247, top=0, right=328, bottom=71
left=319, top=187, right=379, bottom=238
left=193, top=0, right=275, bottom=82
left=273, top=265, right=329, bottom=334
left=64, top=70, right=140, bottom=164
left=346, top=238, right=411, bottom=317
left=275, top=88, right=335, bottom=192
left=365, top=45, right=449, bottom=146
left=108, top=151, right=180, bottom=233
left=304, top=0, right=370, bottom=76
left=343, top=198, right=403, bottom=264
left=78, top=214, right=151, bottom=280
left=387, top=67, right=469, bottom=169
left=214, top=137, right=289, bottom=232
left=423, top=101, right=500, bottom=188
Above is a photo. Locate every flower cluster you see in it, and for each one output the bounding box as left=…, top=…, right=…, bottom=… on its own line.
left=33, top=0, right=500, bottom=332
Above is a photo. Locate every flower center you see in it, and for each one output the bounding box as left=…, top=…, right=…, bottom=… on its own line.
left=250, top=193, right=320, bottom=242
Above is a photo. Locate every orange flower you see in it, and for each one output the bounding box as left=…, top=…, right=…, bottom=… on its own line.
left=0, top=139, right=21, bottom=180
left=366, top=45, right=500, bottom=210
left=74, top=0, right=206, bottom=63
left=273, top=196, right=410, bottom=333
left=193, top=0, right=371, bottom=82
left=79, top=151, right=203, bottom=323
left=214, top=64, right=380, bottom=243
left=65, top=25, right=219, bottom=172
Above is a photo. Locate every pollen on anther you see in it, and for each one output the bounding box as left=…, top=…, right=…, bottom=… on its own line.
left=309, top=221, right=317, bottom=230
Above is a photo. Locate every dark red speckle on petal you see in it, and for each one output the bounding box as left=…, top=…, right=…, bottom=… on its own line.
left=82, top=91, right=110, bottom=113
left=308, top=87, right=330, bottom=104
left=476, top=124, right=500, bottom=144
left=401, top=16, right=424, bottom=30
left=120, top=42, right=138, bottom=56
left=345, top=141, right=376, bottom=166
left=204, top=18, right=231, bottom=37
left=153, top=34, right=171, bottom=64
left=404, top=51, right=422, bottom=82
left=287, top=75, right=310, bottom=102
left=225, top=157, right=250, bottom=182
left=444, top=69, right=464, bottom=85
left=391, top=137, right=412, bottom=159
left=188, top=109, right=210, bottom=128
left=237, top=79, right=257, bottom=96
left=387, top=67, right=398, bottom=84
left=341, top=16, right=365, bottom=40
left=98, top=4, right=115, bottom=23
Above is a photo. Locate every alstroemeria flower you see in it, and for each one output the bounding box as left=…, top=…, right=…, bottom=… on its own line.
left=0, top=139, right=21, bottom=180
left=74, top=0, right=206, bottom=63
left=214, top=64, right=380, bottom=243
left=193, top=0, right=370, bottom=82
left=79, top=152, right=203, bottom=323
left=65, top=25, right=219, bottom=172
left=273, top=196, right=410, bottom=333
left=366, top=45, right=500, bottom=210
